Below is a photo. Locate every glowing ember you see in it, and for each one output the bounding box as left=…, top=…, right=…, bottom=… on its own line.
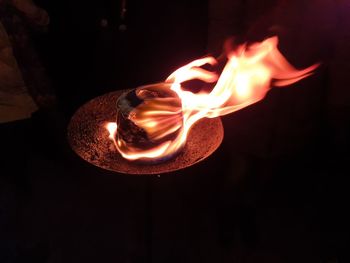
left=106, top=36, right=319, bottom=162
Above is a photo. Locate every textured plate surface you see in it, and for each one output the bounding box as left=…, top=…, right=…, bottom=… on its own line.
left=67, top=90, right=224, bottom=175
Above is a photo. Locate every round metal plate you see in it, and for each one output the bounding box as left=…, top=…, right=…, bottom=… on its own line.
left=67, top=90, right=224, bottom=175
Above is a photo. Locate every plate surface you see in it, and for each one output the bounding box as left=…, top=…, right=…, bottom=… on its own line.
left=68, top=90, right=224, bottom=175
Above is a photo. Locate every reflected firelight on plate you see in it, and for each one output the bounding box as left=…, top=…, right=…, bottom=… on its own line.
left=106, top=36, right=319, bottom=162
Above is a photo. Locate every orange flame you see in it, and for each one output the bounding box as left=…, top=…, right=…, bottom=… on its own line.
left=106, top=37, right=319, bottom=161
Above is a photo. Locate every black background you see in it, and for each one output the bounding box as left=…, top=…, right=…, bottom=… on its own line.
left=1, top=0, right=349, bottom=262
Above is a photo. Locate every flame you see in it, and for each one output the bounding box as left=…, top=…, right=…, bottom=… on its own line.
left=106, top=122, right=118, bottom=140
left=106, top=37, right=319, bottom=161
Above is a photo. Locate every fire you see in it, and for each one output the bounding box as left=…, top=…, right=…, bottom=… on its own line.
left=106, top=122, right=118, bottom=140
left=106, top=37, right=319, bottom=162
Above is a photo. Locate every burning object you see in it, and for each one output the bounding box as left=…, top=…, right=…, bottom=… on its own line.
left=114, top=83, right=184, bottom=163
left=105, top=37, right=318, bottom=163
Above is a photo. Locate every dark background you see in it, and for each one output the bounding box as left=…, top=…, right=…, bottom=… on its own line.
left=1, top=0, right=350, bottom=262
